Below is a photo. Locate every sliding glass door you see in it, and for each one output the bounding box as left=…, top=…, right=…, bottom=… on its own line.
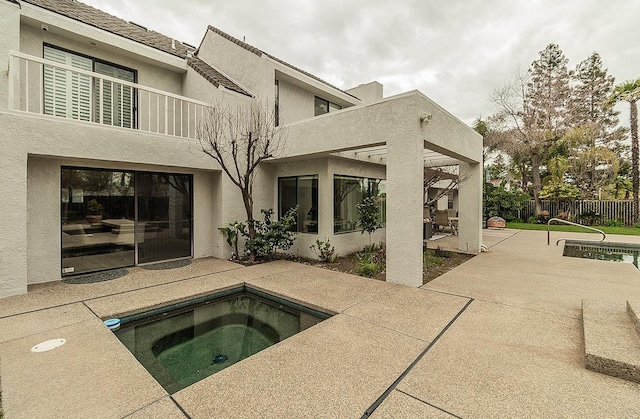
left=61, top=168, right=192, bottom=276
left=61, top=168, right=135, bottom=275
left=136, top=173, right=192, bottom=264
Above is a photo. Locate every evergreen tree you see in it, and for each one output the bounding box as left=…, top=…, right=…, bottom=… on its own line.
left=564, top=53, right=623, bottom=198
left=527, top=43, right=571, bottom=133
left=570, top=52, right=621, bottom=141
left=525, top=43, right=571, bottom=214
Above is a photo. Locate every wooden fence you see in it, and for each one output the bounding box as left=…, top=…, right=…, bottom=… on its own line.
left=518, top=200, right=637, bottom=226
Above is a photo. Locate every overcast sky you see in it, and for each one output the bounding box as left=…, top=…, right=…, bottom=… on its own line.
left=82, top=0, right=639, bottom=126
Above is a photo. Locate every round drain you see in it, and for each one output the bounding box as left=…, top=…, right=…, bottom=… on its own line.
left=31, top=339, right=66, bottom=353
left=212, top=354, right=228, bottom=364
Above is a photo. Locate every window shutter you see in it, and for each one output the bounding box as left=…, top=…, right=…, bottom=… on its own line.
left=94, top=62, right=135, bottom=128
left=43, top=46, right=135, bottom=128
left=43, top=47, right=92, bottom=121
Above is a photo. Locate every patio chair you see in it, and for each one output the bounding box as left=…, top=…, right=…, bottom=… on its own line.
left=434, top=210, right=450, bottom=233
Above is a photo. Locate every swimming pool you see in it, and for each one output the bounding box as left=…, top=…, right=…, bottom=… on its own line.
left=563, top=240, right=640, bottom=269
left=113, top=287, right=330, bottom=393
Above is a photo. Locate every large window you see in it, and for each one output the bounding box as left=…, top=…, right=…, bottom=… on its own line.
left=314, top=96, right=342, bottom=116
left=334, top=175, right=386, bottom=234
left=279, top=175, right=318, bottom=233
left=61, top=168, right=192, bottom=276
left=44, top=45, right=136, bottom=128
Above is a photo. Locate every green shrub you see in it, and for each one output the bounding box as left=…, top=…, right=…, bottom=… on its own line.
left=218, top=221, right=245, bottom=259
left=243, top=206, right=298, bottom=259
left=527, top=216, right=538, bottom=224
left=363, top=241, right=384, bottom=253
left=483, top=182, right=530, bottom=221
left=604, top=219, right=623, bottom=227
left=577, top=210, right=601, bottom=226
left=310, top=238, right=336, bottom=262
left=355, top=251, right=384, bottom=277
left=356, top=197, right=382, bottom=248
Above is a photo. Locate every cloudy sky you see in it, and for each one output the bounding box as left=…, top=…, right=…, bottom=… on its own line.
left=82, top=0, right=639, bottom=126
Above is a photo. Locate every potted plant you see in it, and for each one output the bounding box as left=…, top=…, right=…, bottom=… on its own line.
left=86, top=199, right=104, bottom=224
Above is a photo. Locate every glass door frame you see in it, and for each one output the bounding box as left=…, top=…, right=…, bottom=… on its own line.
left=61, top=166, right=194, bottom=275
left=134, top=171, right=194, bottom=266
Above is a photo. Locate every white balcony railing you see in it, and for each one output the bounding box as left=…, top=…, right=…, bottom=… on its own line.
left=7, top=51, right=210, bottom=139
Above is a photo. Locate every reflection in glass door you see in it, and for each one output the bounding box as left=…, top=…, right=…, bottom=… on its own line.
left=136, top=173, right=193, bottom=264
left=61, top=168, right=193, bottom=275
left=61, top=168, right=135, bottom=275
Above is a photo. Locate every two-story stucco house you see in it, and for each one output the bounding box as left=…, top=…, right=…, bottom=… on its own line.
left=0, top=0, right=482, bottom=299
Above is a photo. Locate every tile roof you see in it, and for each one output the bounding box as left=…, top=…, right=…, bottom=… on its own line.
left=206, top=25, right=359, bottom=100
left=21, top=0, right=191, bottom=59
left=187, top=57, right=251, bottom=97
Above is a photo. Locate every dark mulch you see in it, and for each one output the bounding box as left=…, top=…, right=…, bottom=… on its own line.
left=233, top=250, right=473, bottom=284
left=422, top=250, right=474, bottom=284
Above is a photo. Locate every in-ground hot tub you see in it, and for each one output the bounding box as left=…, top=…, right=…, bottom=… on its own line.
left=563, top=240, right=640, bottom=270
left=113, top=287, right=330, bottom=393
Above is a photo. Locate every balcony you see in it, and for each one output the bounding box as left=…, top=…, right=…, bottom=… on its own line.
left=7, top=51, right=209, bottom=139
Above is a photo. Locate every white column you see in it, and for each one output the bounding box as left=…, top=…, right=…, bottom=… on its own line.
left=386, top=135, right=424, bottom=287
left=457, top=162, right=482, bottom=253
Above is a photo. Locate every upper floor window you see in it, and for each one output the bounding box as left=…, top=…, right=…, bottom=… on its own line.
left=43, top=45, right=137, bottom=128
left=314, top=96, right=342, bottom=116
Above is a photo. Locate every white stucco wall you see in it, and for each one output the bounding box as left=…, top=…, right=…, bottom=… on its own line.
left=346, top=81, right=383, bottom=104
left=196, top=28, right=273, bottom=100
left=457, top=162, right=482, bottom=252
left=0, top=1, right=20, bottom=112
left=278, top=78, right=315, bottom=125
left=26, top=157, right=61, bottom=284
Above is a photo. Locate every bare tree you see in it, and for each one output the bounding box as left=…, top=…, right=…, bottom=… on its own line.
left=423, top=166, right=460, bottom=206
left=423, top=166, right=472, bottom=224
left=487, top=44, right=572, bottom=216
left=197, top=100, right=287, bottom=261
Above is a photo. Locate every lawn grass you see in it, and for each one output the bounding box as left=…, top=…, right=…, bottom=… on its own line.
left=506, top=222, right=640, bottom=236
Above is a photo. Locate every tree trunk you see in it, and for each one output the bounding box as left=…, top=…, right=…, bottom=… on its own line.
left=520, top=162, right=527, bottom=192
left=531, top=153, right=543, bottom=215
left=631, top=100, right=639, bottom=223
left=241, top=188, right=256, bottom=262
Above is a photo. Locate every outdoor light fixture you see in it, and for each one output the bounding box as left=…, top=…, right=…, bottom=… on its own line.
left=420, top=113, right=432, bottom=124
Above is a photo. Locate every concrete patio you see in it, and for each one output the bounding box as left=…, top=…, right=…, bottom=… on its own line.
left=1, top=229, right=639, bottom=417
